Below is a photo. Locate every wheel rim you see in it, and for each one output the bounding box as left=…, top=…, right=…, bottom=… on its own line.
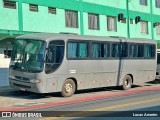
left=124, top=79, right=130, bottom=88
left=65, top=83, right=73, bottom=93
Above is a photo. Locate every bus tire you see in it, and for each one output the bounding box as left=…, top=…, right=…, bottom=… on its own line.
left=61, top=79, right=76, bottom=97
left=122, top=75, right=132, bottom=90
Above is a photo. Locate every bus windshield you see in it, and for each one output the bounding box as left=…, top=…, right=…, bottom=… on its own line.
left=10, top=39, right=46, bottom=72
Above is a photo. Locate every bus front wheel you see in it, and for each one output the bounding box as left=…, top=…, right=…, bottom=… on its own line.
left=61, top=79, right=76, bottom=97
left=122, top=75, right=132, bottom=90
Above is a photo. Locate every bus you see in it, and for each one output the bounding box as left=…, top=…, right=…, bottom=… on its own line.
left=156, top=49, right=160, bottom=80
left=9, top=33, right=157, bottom=97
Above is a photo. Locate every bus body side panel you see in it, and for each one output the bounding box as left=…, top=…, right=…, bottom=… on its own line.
left=66, top=60, right=117, bottom=90
left=120, top=59, right=145, bottom=85
left=120, top=59, right=156, bottom=85
left=143, top=59, right=156, bottom=82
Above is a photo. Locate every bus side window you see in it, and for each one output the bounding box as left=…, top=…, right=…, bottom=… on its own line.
left=79, top=42, right=88, bottom=58
left=101, top=43, right=110, bottom=58
left=68, top=41, right=88, bottom=59
left=129, top=44, right=144, bottom=58
left=121, top=43, right=128, bottom=57
left=45, top=40, right=65, bottom=74
left=112, top=43, right=120, bottom=58
left=92, top=43, right=100, bottom=58
left=47, top=46, right=55, bottom=63
left=130, top=44, right=138, bottom=58
left=137, top=44, right=144, bottom=58
left=68, top=42, right=78, bottom=58
left=144, top=44, right=155, bottom=58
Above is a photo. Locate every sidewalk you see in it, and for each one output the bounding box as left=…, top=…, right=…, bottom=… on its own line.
left=0, top=86, right=14, bottom=92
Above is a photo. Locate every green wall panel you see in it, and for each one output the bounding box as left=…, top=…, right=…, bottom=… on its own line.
left=0, top=0, right=19, bottom=30
left=128, top=0, right=150, bottom=13
left=22, top=3, right=80, bottom=34
left=84, top=0, right=126, bottom=9
left=1, top=0, right=160, bottom=41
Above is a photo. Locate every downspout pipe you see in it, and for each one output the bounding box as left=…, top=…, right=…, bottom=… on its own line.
left=126, top=0, right=130, bottom=38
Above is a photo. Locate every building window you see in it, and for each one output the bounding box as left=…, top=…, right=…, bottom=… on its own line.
left=140, top=0, right=148, bottom=6
left=156, top=0, right=160, bottom=8
left=88, top=13, right=99, bottom=30
left=140, top=21, right=148, bottom=34
left=3, top=0, right=16, bottom=9
left=48, top=7, right=56, bottom=14
left=156, top=23, right=160, bottom=35
left=29, top=4, right=38, bottom=12
left=65, top=10, right=78, bottom=28
left=107, top=16, right=117, bottom=32
left=130, top=19, right=133, bottom=24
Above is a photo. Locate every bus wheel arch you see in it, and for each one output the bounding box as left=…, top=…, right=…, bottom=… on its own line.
left=121, top=74, right=133, bottom=90
left=127, top=74, right=134, bottom=84
left=61, top=78, right=77, bottom=97
left=67, top=77, right=78, bottom=91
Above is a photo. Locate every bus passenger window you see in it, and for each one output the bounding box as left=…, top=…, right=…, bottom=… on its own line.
left=121, top=43, right=128, bottom=57
left=137, top=45, right=144, bottom=57
left=144, top=45, right=155, bottom=58
left=130, top=44, right=144, bottom=58
left=68, top=41, right=88, bottom=59
left=79, top=43, right=88, bottom=58
left=112, top=44, right=120, bottom=57
left=130, top=44, right=138, bottom=58
left=68, top=42, right=78, bottom=58
left=101, top=43, right=110, bottom=58
left=92, top=43, right=100, bottom=58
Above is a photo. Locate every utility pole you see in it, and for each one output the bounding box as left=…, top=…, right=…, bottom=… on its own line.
left=126, top=0, right=130, bottom=38
left=150, top=0, right=154, bottom=40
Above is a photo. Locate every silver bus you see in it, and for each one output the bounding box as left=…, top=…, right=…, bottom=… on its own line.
left=156, top=49, right=160, bottom=79
left=9, top=34, right=157, bottom=97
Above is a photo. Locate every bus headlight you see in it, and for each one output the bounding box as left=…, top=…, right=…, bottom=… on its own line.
left=30, top=79, right=41, bottom=83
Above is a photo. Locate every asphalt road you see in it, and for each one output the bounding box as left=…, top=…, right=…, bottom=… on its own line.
left=36, top=90, right=160, bottom=116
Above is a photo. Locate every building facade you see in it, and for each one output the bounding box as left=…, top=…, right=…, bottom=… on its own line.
left=0, top=0, right=160, bottom=86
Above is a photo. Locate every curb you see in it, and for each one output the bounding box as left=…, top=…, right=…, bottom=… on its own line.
left=0, top=86, right=14, bottom=92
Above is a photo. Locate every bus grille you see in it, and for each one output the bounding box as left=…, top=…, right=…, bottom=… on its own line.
left=13, top=83, right=31, bottom=89
left=15, top=76, right=30, bottom=81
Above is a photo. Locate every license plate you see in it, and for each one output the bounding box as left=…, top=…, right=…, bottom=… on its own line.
left=20, top=88, right=26, bottom=91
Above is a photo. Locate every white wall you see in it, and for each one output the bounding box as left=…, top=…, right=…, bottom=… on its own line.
left=0, top=48, right=10, bottom=86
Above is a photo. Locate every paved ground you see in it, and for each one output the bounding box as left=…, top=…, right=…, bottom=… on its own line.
left=0, top=79, right=160, bottom=111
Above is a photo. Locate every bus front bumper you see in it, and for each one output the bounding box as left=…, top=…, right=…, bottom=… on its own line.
left=9, top=78, right=47, bottom=93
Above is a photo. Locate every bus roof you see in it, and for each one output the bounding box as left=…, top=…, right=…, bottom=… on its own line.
left=16, top=33, right=156, bottom=44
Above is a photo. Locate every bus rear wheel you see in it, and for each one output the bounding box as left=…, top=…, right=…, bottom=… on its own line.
left=61, top=79, right=76, bottom=97
left=122, top=75, right=132, bottom=90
